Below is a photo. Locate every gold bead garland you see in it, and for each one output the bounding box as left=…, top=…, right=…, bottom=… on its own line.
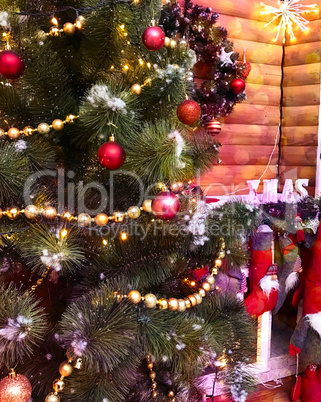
left=145, top=355, right=177, bottom=401
left=1, top=114, right=79, bottom=140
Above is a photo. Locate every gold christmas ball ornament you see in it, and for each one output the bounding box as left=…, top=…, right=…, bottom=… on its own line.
left=24, top=205, right=39, bottom=219
left=221, top=242, right=226, bottom=249
left=6, top=207, right=20, bottom=220
left=45, top=392, right=60, bottom=402
left=215, top=258, right=222, bottom=268
left=59, top=361, right=74, bottom=377
left=143, top=199, right=152, bottom=213
left=198, top=288, right=206, bottom=298
left=131, top=84, right=142, bottom=95
left=149, top=371, right=156, bottom=380
left=49, top=26, right=61, bottom=36
left=23, top=126, right=33, bottom=136
left=43, top=206, right=57, bottom=219
left=158, top=298, right=168, bottom=310
left=8, top=127, right=21, bottom=139
left=187, top=294, right=197, bottom=307
left=37, top=122, right=51, bottom=134
left=168, top=297, right=179, bottom=311
left=147, top=362, right=154, bottom=370
left=184, top=298, right=191, bottom=308
left=113, top=212, right=125, bottom=222
left=164, top=37, right=171, bottom=47
left=78, top=213, right=92, bottom=226
left=128, top=290, right=142, bottom=304
left=201, top=281, right=211, bottom=292
left=168, top=391, right=175, bottom=397
left=144, top=293, right=157, bottom=308
left=128, top=206, right=141, bottom=219
left=63, top=22, right=76, bottom=35
left=52, top=119, right=65, bottom=131
left=53, top=378, right=65, bottom=393
left=218, top=250, right=225, bottom=259
left=170, top=39, right=177, bottom=48
left=170, top=183, right=179, bottom=193
left=152, top=390, right=158, bottom=398
left=177, top=299, right=186, bottom=312
left=194, top=293, right=203, bottom=304
left=205, top=275, right=215, bottom=285
left=95, top=213, right=109, bottom=226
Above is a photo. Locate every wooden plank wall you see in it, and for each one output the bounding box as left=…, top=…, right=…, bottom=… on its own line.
left=193, top=0, right=321, bottom=197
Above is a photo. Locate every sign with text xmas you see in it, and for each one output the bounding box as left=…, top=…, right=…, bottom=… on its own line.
left=247, top=179, right=309, bottom=203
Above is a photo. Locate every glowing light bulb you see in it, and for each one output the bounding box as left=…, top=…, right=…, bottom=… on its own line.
left=120, top=232, right=128, bottom=240
left=61, top=229, right=68, bottom=238
left=51, top=17, right=58, bottom=26
left=102, top=239, right=108, bottom=245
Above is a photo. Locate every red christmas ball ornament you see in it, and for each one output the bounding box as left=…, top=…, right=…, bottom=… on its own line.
left=97, top=138, right=126, bottom=170
left=151, top=191, right=180, bottom=220
left=0, top=50, right=25, bottom=80
left=0, top=370, right=32, bottom=402
left=142, top=26, right=165, bottom=51
left=177, top=99, right=202, bottom=125
left=205, top=119, right=221, bottom=136
left=230, top=78, right=246, bottom=95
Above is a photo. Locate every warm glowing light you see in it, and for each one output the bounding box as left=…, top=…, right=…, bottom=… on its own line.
left=120, top=24, right=125, bottom=30
left=110, top=65, right=115, bottom=70
left=138, top=58, right=144, bottom=65
left=146, top=62, right=151, bottom=69
left=190, top=281, right=196, bottom=287
left=123, top=64, right=129, bottom=71
left=261, top=0, right=318, bottom=42
left=120, top=232, right=128, bottom=240
left=61, top=229, right=68, bottom=238
left=51, top=17, right=59, bottom=26
left=102, top=239, right=108, bottom=245
left=76, top=20, right=82, bottom=29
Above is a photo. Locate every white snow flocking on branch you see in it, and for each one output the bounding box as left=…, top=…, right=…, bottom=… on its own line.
left=168, top=130, right=185, bottom=168
left=87, top=84, right=127, bottom=113
left=0, top=315, right=33, bottom=341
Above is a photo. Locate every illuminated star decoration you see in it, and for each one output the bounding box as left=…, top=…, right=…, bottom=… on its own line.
left=261, top=0, right=318, bottom=42
left=219, top=48, right=235, bottom=67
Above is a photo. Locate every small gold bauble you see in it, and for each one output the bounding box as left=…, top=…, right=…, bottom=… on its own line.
left=131, top=84, right=142, bottom=95
left=59, top=360, right=74, bottom=377
left=37, top=122, right=50, bottom=134
left=187, top=294, right=197, bottom=307
left=65, top=114, right=76, bottom=123
left=24, top=204, right=39, bottom=219
left=149, top=371, right=156, bottom=380
left=184, top=298, right=191, bottom=308
left=0, top=128, right=5, bottom=137
left=147, top=362, right=154, bottom=370
left=170, top=39, right=177, bottom=48
left=168, top=297, right=179, bottom=311
left=152, top=390, right=158, bottom=398
left=215, top=258, right=222, bottom=267
left=144, top=293, right=157, bottom=308
left=95, top=213, right=109, bottom=226
left=23, top=126, right=33, bottom=136
left=36, top=279, right=43, bottom=286
left=53, top=378, right=65, bottom=392
left=128, top=206, right=141, bottom=219
left=63, top=22, right=76, bottom=35
left=221, top=242, right=226, bottom=249
left=151, top=382, right=157, bottom=389
left=201, top=281, right=211, bottom=292
left=78, top=213, right=92, bottom=226
left=205, top=275, right=215, bottom=285
left=113, top=212, right=125, bottom=222
left=218, top=250, right=225, bottom=259
left=128, top=290, right=142, bottom=304
left=52, top=119, right=65, bottom=131
left=6, top=207, right=19, bottom=220
left=194, top=293, right=203, bottom=304
left=198, top=288, right=206, bottom=298
left=49, top=26, right=61, bottom=37
left=164, top=37, right=171, bottom=47
left=74, top=357, right=83, bottom=369
left=158, top=298, right=168, bottom=310
left=170, top=183, right=179, bottom=193
left=212, top=267, right=219, bottom=276
left=143, top=199, right=152, bottom=213
left=171, top=398, right=177, bottom=402
left=45, top=392, right=60, bottom=402
left=8, top=127, right=21, bottom=139
left=168, top=391, right=175, bottom=397
left=43, top=206, right=57, bottom=219
left=177, top=299, right=186, bottom=312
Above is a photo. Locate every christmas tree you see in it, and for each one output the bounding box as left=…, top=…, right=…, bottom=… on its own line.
left=0, top=0, right=256, bottom=401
